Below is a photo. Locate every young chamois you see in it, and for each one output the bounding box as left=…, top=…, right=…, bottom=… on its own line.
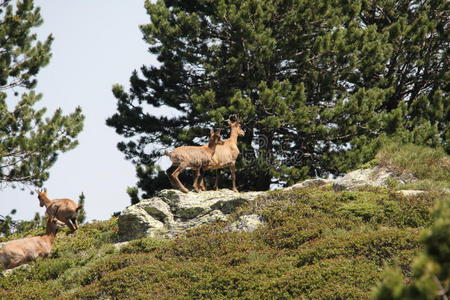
left=197, top=116, right=245, bottom=192
left=0, top=217, right=63, bottom=270
left=35, top=188, right=82, bottom=234
left=165, top=129, right=223, bottom=193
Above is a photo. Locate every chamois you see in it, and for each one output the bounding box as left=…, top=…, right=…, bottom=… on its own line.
left=165, top=129, right=223, bottom=193
left=198, top=116, right=245, bottom=192
left=35, top=188, right=82, bottom=234
left=0, top=218, right=63, bottom=270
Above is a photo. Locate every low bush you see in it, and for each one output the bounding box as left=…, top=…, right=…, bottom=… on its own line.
left=296, top=228, right=420, bottom=267
left=120, top=237, right=166, bottom=254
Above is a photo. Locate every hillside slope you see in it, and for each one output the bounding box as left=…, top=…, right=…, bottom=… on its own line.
left=0, top=143, right=449, bottom=299
left=1, top=188, right=447, bottom=299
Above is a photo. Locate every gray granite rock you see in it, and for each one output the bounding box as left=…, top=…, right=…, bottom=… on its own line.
left=284, top=178, right=333, bottom=191
left=396, top=190, right=426, bottom=196
left=224, top=214, right=265, bottom=233
left=1, top=264, right=30, bottom=277
left=332, top=166, right=415, bottom=191
left=118, top=189, right=263, bottom=241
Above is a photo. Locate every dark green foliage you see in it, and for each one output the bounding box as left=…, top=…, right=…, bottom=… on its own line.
left=119, top=237, right=166, bottom=253
left=296, top=228, right=419, bottom=267
left=373, top=194, right=450, bottom=299
left=77, top=192, right=86, bottom=224
left=0, top=0, right=84, bottom=188
left=0, top=210, right=42, bottom=237
left=0, top=209, right=16, bottom=236
left=107, top=0, right=449, bottom=199
left=12, top=212, right=43, bottom=234
left=1, top=187, right=443, bottom=299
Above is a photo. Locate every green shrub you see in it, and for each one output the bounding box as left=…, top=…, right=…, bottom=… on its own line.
left=32, top=257, right=76, bottom=281
left=297, top=228, right=420, bottom=267
left=0, top=281, right=60, bottom=300
left=81, top=253, right=151, bottom=288
left=120, top=237, right=166, bottom=254
left=373, top=198, right=450, bottom=299
left=267, top=257, right=380, bottom=299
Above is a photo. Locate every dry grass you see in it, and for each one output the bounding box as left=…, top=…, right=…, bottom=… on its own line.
left=376, top=143, right=450, bottom=181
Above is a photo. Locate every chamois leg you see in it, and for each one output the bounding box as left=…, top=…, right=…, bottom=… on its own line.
left=71, top=217, right=79, bottom=230
left=166, top=165, right=178, bottom=188
left=214, top=169, right=220, bottom=191
left=193, top=168, right=201, bottom=193
left=171, top=166, right=189, bottom=193
left=199, top=169, right=207, bottom=191
left=230, top=164, right=238, bottom=192
left=8, top=260, right=20, bottom=270
left=61, top=217, right=77, bottom=234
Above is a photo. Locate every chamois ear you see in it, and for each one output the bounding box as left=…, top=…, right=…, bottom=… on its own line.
left=43, top=188, right=47, bottom=193
left=226, top=119, right=233, bottom=125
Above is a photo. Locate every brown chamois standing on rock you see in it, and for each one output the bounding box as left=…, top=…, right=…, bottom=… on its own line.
left=197, top=116, right=245, bottom=192
left=0, top=217, right=64, bottom=270
left=35, top=188, right=82, bottom=234
left=165, top=129, right=224, bottom=193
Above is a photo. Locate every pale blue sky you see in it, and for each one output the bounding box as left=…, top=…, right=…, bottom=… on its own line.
left=1, top=0, right=160, bottom=221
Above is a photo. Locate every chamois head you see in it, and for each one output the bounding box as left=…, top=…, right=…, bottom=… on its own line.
left=46, top=216, right=65, bottom=235
left=209, top=128, right=224, bottom=146
left=227, top=115, right=245, bottom=137
left=35, top=188, right=48, bottom=207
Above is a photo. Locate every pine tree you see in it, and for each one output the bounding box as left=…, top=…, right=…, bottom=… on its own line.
left=0, top=0, right=84, bottom=188
left=0, top=209, right=42, bottom=236
left=108, top=0, right=449, bottom=200
left=77, top=192, right=86, bottom=224
left=0, top=209, right=16, bottom=236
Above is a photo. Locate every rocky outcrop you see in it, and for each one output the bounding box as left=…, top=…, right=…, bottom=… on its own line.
left=285, top=166, right=417, bottom=192
left=284, top=178, right=333, bottom=191
left=332, top=166, right=415, bottom=191
left=396, top=190, right=426, bottom=196
left=117, top=167, right=424, bottom=241
left=224, top=214, right=265, bottom=233
left=118, top=189, right=263, bottom=241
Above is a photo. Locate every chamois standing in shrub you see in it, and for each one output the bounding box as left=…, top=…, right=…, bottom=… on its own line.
left=198, top=116, right=245, bottom=192
left=0, top=217, right=63, bottom=270
left=165, top=129, right=223, bottom=193
left=35, top=188, right=82, bottom=234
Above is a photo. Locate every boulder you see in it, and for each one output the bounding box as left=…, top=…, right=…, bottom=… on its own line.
left=113, top=241, right=130, bottom=251
left=332, top=166, right=415, bottom=191
left=118, top=189, right=263, bottom=241
left=284, top=166, right=416, bottom=192
left=1, top=264, right=30, bottom=277
left=284, top=178, right=333, bottom=191
left=224, top=214, right=265, bottom=233
left=396, top=190, right=426, bottom=196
